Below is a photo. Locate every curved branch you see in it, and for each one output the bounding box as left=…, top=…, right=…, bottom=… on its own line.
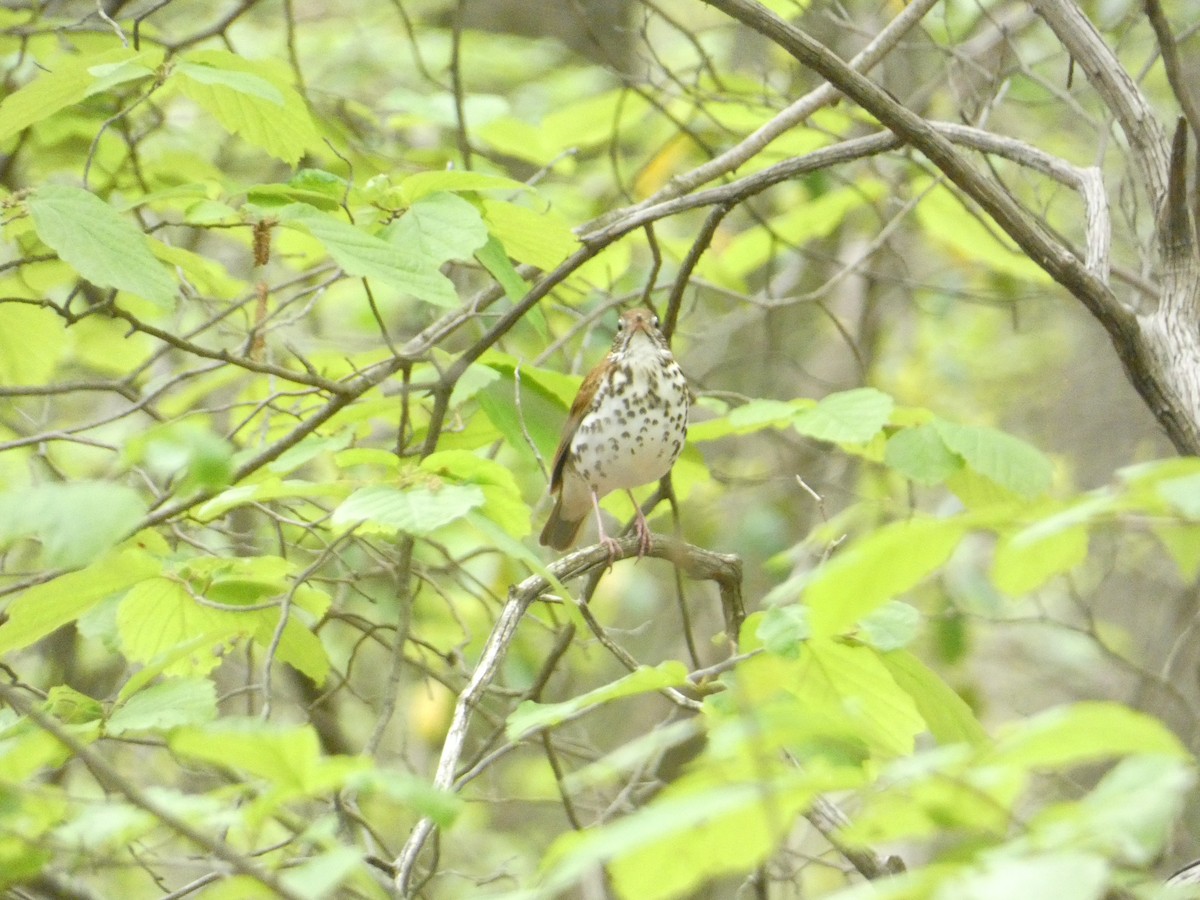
left=392, top=533, right=744, bottom=895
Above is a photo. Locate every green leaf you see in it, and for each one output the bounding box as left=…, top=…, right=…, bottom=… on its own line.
left=174, top=60, right=282, bottom=103
left=170, top=719, right=367, bottom=794
left=688, top=399, right=800, bottom=442
left=106, top=679, right=217, bottom=735
left=914, top=177, right=1055, bottom=283
left=331, top=483, right=485, bottom=535
left=28, top=184, right=177, bottom=307
left=0, top=547, right=159, bottom=656
left=934, top=419, right=1053, bottom=499
left=1027, top=755, right=1193, bottom=867
left=0, top=481, right=148, bottom=568
left=195, top=478, right=345, bottom=521
left=117, top=578, right=245, bottom=676
left=542, top=778, right=819, bottom=900
left=792, top=640, right=926, bottom=757
left=756, top=604, right=810, bottom=657
left=420, top=450, right=533, bottom=538
left=260, top=615, right=330, bottom=687
left=475, top=233, right=529, bottom=301
left=400, top=169, right=530, bottom=203
left=885, top=423, right=962, bottom=484
left=277, top=203, right=460, bottom=307
left=0, top=47, right=160, bottom=143
left=479, top=198, right=579, bottom=269
left=941, top=853, right=1109, bottom=900
left=793, top=388, right=894, bottom=444
left=806, top=517, right=966, bottom=638
left=988, top=702, right=1187, bottom=769
left=1157, top=471, right=1200, bottom=518
left=384, top=191, right=489, bottom=263
left=858, top=601, right=920, bottom=651
left=0, top=305, right=65, bottom=385
left=278, top=847, right=363, bottom=899
left=991, top=523, right=1088, bottom=596
left=173, top=49, right=321, bottom=165
left=507, top=662, right=689, bottom=739
left=880, top=649, right=987, bottom=745
left=44, top=685, right=104, bottom=725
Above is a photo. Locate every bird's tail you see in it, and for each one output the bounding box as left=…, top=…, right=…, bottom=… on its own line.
left=539, top=493, right=586, bottom=550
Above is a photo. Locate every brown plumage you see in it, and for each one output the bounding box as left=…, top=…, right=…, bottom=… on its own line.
left=539, top=309, right=689, bottom=556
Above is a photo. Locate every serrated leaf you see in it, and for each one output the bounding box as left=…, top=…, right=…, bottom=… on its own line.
left=259, top=615, right=330, bottom=686
left=793, top=388, right=894, bottom=444
left=107, top=679, right=217, bottom=735
left=507, top=662, right=689, bottom=739
left=277, top=203, right=460, bottom=306
left=332, top=483, right=484, bottom=535
left=934, top=419, right=1052, bottom=499
left=173, top=49, right=320, bottom=165
left=807, top=517, right=966, bottom=638
left=0, top=547, right=159, bottom=656
left=29, top=185, right=177, bottom=307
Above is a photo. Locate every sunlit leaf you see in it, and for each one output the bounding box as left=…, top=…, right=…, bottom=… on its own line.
left=0, top=547, right=159, bottom=656
left=988, top=702, right=1187, bottom=769
left=0, top=304, right=66, bottom=386
left=880, top=649, right=987, bottom=746
left=0, top=47, right=161, bottom=142
left=991, top=524, right=1088, bottom=596
left=174, top=49, right=321, bottom=164
left=806, top=517, right=966, bottom=637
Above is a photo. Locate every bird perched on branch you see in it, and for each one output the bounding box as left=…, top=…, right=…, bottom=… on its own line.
left=539, top=308, right=689, bottom=559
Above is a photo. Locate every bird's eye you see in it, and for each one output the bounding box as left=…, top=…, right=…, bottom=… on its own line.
left=616, top=318, right=625, bottom=331
left=650, top=315, right=659, bottom=328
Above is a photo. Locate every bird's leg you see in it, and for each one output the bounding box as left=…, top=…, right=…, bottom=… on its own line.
left=626, top=489, right=652, bottom=559
left=591, top=489, right=622, bottom=567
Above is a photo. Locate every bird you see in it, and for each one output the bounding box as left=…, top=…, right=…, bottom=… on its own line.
left=539, top=308, right=690, bottom=559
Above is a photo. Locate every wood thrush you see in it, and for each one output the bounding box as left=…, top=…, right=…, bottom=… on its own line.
left=539, top=309, right=689, bottom=557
